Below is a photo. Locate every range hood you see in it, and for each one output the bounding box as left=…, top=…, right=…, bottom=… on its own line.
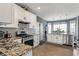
left=18, top=19, right=30, bottom=24
left=19, top=21, right=30, bottom=24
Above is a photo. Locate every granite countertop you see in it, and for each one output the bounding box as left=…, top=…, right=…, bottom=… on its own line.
left=0, top=37, right=32, bottom=56
left=0, top=44, right=32, bottom=56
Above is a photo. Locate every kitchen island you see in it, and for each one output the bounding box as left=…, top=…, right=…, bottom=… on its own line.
left=0, top=38, right=32, bottom=56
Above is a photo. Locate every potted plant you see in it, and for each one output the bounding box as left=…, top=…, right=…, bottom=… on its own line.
left=52, top=28, right=64, bottom=34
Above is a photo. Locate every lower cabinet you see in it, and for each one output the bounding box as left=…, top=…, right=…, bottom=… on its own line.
left=47, top=34, right=64, bottom=45
left=47, top=34, right=52, bottom=43
left=33, top=34, right=39, bottom=48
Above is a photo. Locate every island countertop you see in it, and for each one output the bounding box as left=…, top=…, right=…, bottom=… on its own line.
left=0, top=44, right=32, bottom=56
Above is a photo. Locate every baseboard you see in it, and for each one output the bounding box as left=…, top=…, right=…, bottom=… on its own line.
left=46, top=42, right=63, bottom=45
left=46, top=42, right=73, bottom=49
left=63, top=44, right=72, bottom=47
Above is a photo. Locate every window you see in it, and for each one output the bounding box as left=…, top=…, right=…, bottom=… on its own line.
left=47, top=23, right=51, bottom=33
left=53, top=22, right=67, bottom=34
left=53, top=23, right=59, bottom=31
left=70, top=20, right=75, bottom=35
left=60, top=23, right=67, bottom=34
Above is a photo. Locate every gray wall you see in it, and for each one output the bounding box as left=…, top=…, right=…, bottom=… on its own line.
left=75, top=16, right=79, bottom=41
left=37, top=16, right=47, bottom=30
left=47, top=17, right=76, bottom=23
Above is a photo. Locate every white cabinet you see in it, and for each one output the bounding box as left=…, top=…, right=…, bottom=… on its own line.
left=0, top=4, right=37, bottom=29
left=33, top=22, right=40, bottom=48
left=0, top=4, right=19, bottom=28
left=0, top=4, right=28, bottom=28
left=33, top=34, right=39, bottom=47
left=0, top=3, right=13, bottom=24
left=25, top=11, right=31, bottom=22
left=47, top=34, right=52, bottom=43
left=28, top=12, right=37, bottom=28
left=39, top=23, right=44, bottom=41
left=36, top=22, right=40, bottom=34
left=47, top=34, right=64, bottom=45
left=15, top=5, right=37, bottom=29
left=16, top=5, right=27, bottom=22
left=16, top=5, right=33, bottom=23
left=56, top=35, right=63, bottom=44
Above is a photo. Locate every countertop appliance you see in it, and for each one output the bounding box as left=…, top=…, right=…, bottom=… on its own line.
left=24, top=39, right=33, bottom=46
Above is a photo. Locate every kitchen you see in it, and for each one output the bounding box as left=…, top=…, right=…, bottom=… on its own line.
left=0, top=3, right=79, bottom=56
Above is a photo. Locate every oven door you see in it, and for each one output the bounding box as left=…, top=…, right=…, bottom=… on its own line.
left=24, top=39, right=34, bottom=46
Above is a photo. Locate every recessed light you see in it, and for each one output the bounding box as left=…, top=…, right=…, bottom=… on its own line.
left=37, top=7, right=40, bottom=9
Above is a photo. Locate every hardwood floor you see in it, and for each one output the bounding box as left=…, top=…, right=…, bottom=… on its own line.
left=32, top=43, right=73, bottom=56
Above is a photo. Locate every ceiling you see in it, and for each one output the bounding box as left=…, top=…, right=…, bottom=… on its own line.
left=18, top=3, right=79, bottom=21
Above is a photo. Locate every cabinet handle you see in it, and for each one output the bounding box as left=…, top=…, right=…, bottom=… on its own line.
left=24, top=17, right=26, bottom=20
left=56, top=36, right=58, bottom=39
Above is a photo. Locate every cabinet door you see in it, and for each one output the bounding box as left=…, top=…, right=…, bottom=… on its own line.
left=0, top=4, right=18, bottom=28
left=35, top=22, right=40, bottom=34
left=47, top=34, right=52, bottom=43
left=52, top=34, right=56, bottom=43
left=16, top=5, right=26, bottom=22
left=0, top=3, right=12, bottom=24
left=25, top=11, right=30, bottom=22
left=57, top=35, right=63, bottom=44
left=29, top=12, right=36, bottom=28
left=34, top=35, right=39, bottom=47
left=55, top=35, right=63, bottom=45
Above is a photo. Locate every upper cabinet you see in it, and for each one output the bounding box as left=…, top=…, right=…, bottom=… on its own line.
left=15, top=5, right=31, bottom=22
left=16, top=5, right=37, bottom=28
left=0, top=4, right=37, bottom=28
left=16, top=5, right=26, bottom=22
left=0, top=3, right=13, bottom=24
left=0, top=4, right=18, bottom=28
left=28, top=12, right=37, bottom=28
